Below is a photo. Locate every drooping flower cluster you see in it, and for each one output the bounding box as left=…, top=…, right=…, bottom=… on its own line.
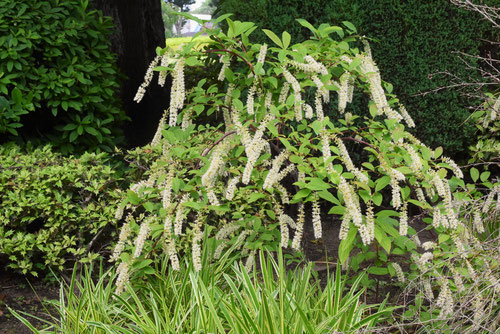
left=192, top=213, right=204, bottom=272
left=333, top=134, right=368, bottom=183
left=134, top=55, right=160, bottom=103
left=169, top=57, right=186, bottom=126
left=312, top=193, right=322, bottom=239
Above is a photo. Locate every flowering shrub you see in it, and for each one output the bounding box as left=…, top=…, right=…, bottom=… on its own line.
left=110, top=14, right=499, bottom=321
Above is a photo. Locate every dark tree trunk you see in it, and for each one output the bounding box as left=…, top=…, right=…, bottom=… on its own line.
left=92, top=0, right=169, bottom=148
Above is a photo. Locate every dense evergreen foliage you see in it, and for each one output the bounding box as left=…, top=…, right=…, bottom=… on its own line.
left=214, top=0, right=497, bottom=159
left=0, top=0, right=126, bottom=152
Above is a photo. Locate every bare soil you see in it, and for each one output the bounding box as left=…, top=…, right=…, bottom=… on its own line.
left=0, top=269, right=58, bottom=334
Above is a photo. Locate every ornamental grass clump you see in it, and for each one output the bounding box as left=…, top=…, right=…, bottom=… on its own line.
left=110, top=15, right=499, bottom=321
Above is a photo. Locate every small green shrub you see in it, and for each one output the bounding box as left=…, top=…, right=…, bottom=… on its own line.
left=0, top=144, right=123, bottom=275
left=0, top=0, right=127, bottom=152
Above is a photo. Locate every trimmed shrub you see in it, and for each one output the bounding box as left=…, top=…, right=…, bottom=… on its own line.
left=214, top=0, right=497, bottom=159
left=0, top=144, right=123, bottom=275
left=0, top=0, right=127, bottom=152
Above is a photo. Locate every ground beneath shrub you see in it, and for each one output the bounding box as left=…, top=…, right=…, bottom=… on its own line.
left=0, top=268, right=59, bottom=334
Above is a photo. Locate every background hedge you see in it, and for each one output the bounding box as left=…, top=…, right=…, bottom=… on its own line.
left=0, top=0, right=126, bottom=153
left=214, top=0, right=497, bottom=160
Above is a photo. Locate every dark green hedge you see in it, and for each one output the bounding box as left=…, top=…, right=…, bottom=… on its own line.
left=0, top=0, right=127, bottom=152
left=215, top=0, right=497, bottom=159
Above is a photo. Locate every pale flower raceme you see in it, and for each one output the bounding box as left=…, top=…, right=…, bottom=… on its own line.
left=181, top=108, right=193, bottom=130
left=436, top=279, right=454, bottom=318
left=115, top=261, right=130, bottom=295
left=263, top=150, right=290, bottom=190
left=362, top=39, right=372, bottom=58
left=403, top=143, right=422, bottom=173
left=291, top=203, right=305, bottom=250
left=158, top=52, right=169, bottom=87
left=294, top=93, right=303, bottom=121
left=315, top=91, right=324, bottom=121
left=320, top=131, right=335, bottom=175
left=216, top=222, right=241, bottom=240
left=421, top=241, right=437, bottom=251
left=392, top=262, right=405, bottom=283
left=398, top=103, right=415, bottom=128
left=114, top=204, right=125, bottom=221
left=225, top=176, right=240, bottom=201
left=312, top=193, right=322, bottom=239
left=201, top=137, right=232, bottom=187
left=339, top=211, right=351, bottom=240
left=257, top=44, right=267, bottom=64
left=133, top=217, right=152, bottom=259
left=167, top=240, right=180, bottom=271
left=311, top=75, right=329, bottom=102
left=423, top=279, right=434, bottom=301
left=366, top=202, right=375, bottom=241
left=111, top=218, right=131, bottom=262
left=265, top=91, right=273, bottom=110
left=192, top=213, right=204, bottom=272
left=279, top=82, right=290, bottom=104
left=162, top=167, right=175, bottom=210
left=338, top=72, right=350, bottom=114
left=275, top=183, right=290, bottom=204
left=304, top=103, right=314, bottom=119
left=218, top=54, right=230, bottom=81
left=245, top=250, right=256, bottom=273
left=304, top=55, right=329, bottom=76
left=246, top=84, right=257, bottom=115
left=275, top=203, right=290, bottom=248
left=134, top=55, right=160, bottom=103
left=399, top=202, right=408, bottom=236
left=174, top=194, right=190, bottom=235
left=473, top=211, right=484, bottom=233
left=442, top=156, right=463, bottom=179
left=206, top=187, right=220, bottom=206
left=333, top=135, right=368, bottom=183
left=169, top=57, right=186, bottom=126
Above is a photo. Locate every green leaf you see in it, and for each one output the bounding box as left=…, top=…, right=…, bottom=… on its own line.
left=295, top=19, right=318, bottom=37
left=339, top=226, right=357, bottom=264
left=11, top=87, right=22, bottom=104
left=126, top=190, right=141, bottom=205
left=434, top=146, right=443, bottom=159
left=375, top=176, right=391, bottom=192
left=69, top=130, right=78, bottom=142
left=367, top=267, right=388, bottom=275
left=282, top=31, right=291, bottom=49
left=438, top=234, right=450, bottom=244
left=248, top=193, right=266, bottom=203
left=262, top=29, right=283, bottom=48
left=480, top=171, right=490, bottom=182
left=372, top=192, right=383, bottom=206
left=342, top=21, right=357, bottom=33
left=304, top=178, right=330, bottom=191
left=84, top=126, right=98, bottom=136
left=318, top=190, right=340, bottom=205
left=470, top=167, right=479, bottom=182
left=185, top=56, right=198, bottom=66
left=374, top=226, right=391, bottom=253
